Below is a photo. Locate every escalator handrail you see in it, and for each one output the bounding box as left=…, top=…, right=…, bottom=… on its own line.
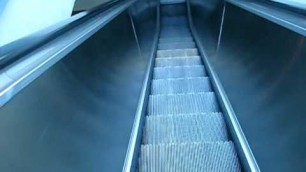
left=0, top=0, right=120, bottom=69
left=0, top=0, right=137, bottom=107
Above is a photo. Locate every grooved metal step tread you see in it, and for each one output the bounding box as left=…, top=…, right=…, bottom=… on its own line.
left=151, top=77, right=211, bottom=94
left=159, top=37, right=193, bottom=43
left=148, top=92, right=219, bottom=115
left=157, top=48, right=198, bottom=58
left=155, top=56, right=201, bottom=67
left=139, top=141, right=241, bottom=172
left=143, top=113, right=228, bottom=144
left=153, top=65, right=206, bottom=79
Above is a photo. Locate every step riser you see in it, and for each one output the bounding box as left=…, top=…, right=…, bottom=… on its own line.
left=148, top=93, right=219, bottom=115
left=161, top=30, right=190, bottom=34
left=157, top=49, right=198, bottom=58
left=144, top=114, right=229, bottom=144
left=161, top=17, right=188, bottom=26
left=151, top=77, right=211, bottom=94
left=158, top=42, right=196, bottom=50
left=158, top=41, right=194, bottom=46
left=155, top=57, right=201, bottom=67
left=159, top=34, right=192, bottom=39
left=160, top=32, right=191, bottom=35
left=161, top=20, right=188, bottom=26
left=159, top=37, right=193, bottom=43
left=161, top=29, right=190, bottom=33
left=139, top=142, right=241, bottom=172
left=154, top=66, right=206, bottom=79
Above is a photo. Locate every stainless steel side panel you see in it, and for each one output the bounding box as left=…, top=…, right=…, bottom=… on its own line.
left=211, top=4, right=306, bottom=172
left=188, top=0, right=224, bottom=57
left=0, top=9, right=157, bottom=172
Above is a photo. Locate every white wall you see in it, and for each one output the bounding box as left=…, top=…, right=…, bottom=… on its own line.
left=0, top=0, right=76, bottom=47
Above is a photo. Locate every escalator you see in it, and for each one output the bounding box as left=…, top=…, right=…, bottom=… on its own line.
left=1, top=0, right=305, bottom=170
left=138, top=6, right=241, bottom=171
left=0, top=1, right=255, bottom=170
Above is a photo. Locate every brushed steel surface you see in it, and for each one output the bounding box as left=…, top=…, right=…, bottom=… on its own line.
left=211, top=3, right=306, bottom=171
left=0, top=11, right=153, bottom=172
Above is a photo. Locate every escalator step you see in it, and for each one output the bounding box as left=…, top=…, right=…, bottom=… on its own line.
left=160, top=31, right=191, bottom=38
left=151, top=77, right=211, bottom=94
left=161, top=16, right=188, bottom=26
left=160, top=34, right=192, bottom=39
left=157, top=48, right=198, bottom=58
left=139, top=142, right=241, bottom=172
left=158, top=42, right=196, bottom=50
left=154, top=65, right=206, bottom=79
left=155, top=56, right=201, bottom=67
left=159, top=37, right=193, bottom=43
left=160, top=28, right=190, bottom=34
left=160, top=33, right=192, bottom=38
left=148, top=92, right=219, bottom=115
left=143, top=113, right=228, bottom=144
left=161, top=27, right=190, bottom=33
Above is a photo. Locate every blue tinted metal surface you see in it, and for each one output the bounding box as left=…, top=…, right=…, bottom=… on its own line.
left=211, top=3, right=306, bottom=171
left=0, top=6, right=157, bottom=172
left=192, top=27, right=260, bottom=171
left=189, top=0, right=306, bottom=171
left=227, top=0, right=306, bottom=36
left=0, top=0, right=120, bottom=67
left=124, top=0, right=159, bottom=171
left=188, top=0, right=224, bottom=57
left=0, top=0, right=135, bottom=107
